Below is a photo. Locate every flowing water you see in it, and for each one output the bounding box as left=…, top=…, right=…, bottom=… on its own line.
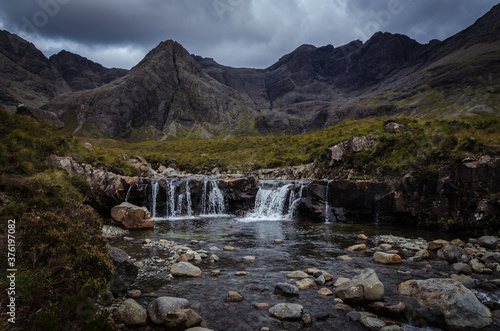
left=112, top=177, right=500, bottom=330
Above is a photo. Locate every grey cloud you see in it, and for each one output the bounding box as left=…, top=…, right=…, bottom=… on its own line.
left=0, top=0, right=497, bottom=69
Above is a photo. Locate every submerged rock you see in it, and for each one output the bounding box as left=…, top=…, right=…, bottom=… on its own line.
left=398, top=278, right=492, bottom=330
left=269, top=303, right=303, bottom=320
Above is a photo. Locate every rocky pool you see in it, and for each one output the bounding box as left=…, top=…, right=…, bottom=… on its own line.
left=108, top=216, right=500, bottom=330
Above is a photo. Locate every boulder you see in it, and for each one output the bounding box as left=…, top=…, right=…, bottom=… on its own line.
left=336, top=268, right=384, bottom=303
left=437, top=245, right=464, bottom=264
left=108, top=246, right=138, bottom=296
left=124, top=155, right=155, bottom=177
left=147, top=297, right=191, bottom=325
left=478, top=236, right=499, bottom=250
left=274, top=283, right=299, bottom=297
left=114, top=298, right=147, bottom=326
left=111, top=202, right=154, bottom=229
left=383, top=122, right=404, bottom=133
left=268, top=303, right=303, bottom=320
left=171, top=262, right=202, bottom=277
left=372, top=252, right=403, bottom=264
left=164, top=309, right=202, bottom=331
left=398, top=278, right=492, bottom=330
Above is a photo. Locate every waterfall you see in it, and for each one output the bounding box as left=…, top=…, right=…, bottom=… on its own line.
left=287, top=183, right=304, bottom=219
left=185, top=181, right=192, bottom=216
left=165, top=179, right=176, bottom=217
left=125, top=184, right=134, bottom=202
left=151, top=180, right=159, bottom=218
left=325, top=180, right=331, bottom=223
left=201, top=178, right=226, bottom=215
left=247, top=181, right=300, bottom=220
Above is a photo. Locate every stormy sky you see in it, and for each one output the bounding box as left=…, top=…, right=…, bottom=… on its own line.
left=0, top=0, right=497, bottom=69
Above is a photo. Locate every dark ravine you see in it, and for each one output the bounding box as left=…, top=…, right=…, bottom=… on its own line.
left=51, top=154, right=500, bottom=235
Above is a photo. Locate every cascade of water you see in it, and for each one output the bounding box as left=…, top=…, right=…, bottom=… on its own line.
left=185, top=181, right=192, bottom=216
left=201, top=179, right=226, bottom=215
left=248, top=182, right=293, bottom=219
left=287, top=183, right=304, bottom=219
left=325, top=180, right=331, bottom=223
left=151, top=180, right=159, bottom=218
left=125, top=184, right=134, bottom=202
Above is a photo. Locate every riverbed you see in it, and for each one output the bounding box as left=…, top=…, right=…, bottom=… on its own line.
left=110, top=216, right=500, bottom=330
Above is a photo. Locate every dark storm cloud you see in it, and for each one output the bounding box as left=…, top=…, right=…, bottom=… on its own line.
left=0, top=0, right=497, bottom=69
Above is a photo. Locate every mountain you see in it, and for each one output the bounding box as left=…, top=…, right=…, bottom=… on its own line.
left=49, top=50, right=128, bottom=91
left=1, top=4, right=500, bottom=139
left=0, top=29, right=128, bottom=112
left=44, top=40, right=259, bottom=139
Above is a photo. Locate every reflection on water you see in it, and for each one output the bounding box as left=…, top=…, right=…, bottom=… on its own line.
left=111, top=216, right=488, bottom=331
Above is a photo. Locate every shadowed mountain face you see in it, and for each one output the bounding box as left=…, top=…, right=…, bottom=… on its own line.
left=1, top=4, right=500, bottom=139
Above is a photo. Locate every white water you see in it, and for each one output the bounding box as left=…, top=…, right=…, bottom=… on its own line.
left=325, top=180, right=331, bottom=223
left=185, top=181, right=192, bottom=216
left=151, top=180, right=159, bottom=218
left=201, top=178, right=226, bottom=216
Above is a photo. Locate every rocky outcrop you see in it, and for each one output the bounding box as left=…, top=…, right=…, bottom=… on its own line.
left=16, top=104, right=65, bottom=128
left=111, top=202, right=154, bottom=229
left=327, top=135, right=378, bottom=164
left=398, top=278, right=492, bottom=330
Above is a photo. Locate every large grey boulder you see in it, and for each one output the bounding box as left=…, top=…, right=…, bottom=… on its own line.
left=336, top=268, right=384, bottom=304
left=398, top=278, right=492, bottom=330
left=147, top=297, right=191, bottom=325
left=111, top=202, right=154, bottom=229
left=108, top=245, right=138, bottom=296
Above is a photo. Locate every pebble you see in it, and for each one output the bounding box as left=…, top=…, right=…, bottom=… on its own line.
left=318, top=288, right=333, bottom=296
left=210, top=270, right=221, bottom=276
left=127, top=289, right=142, bottom=298
left=227, top=291, right=243, bottom=302
left=235, top=271, right=247, bottom=276
left=274, top=239, right=284, bottom=244
left=296, top=278, right=316, bottom=290
left=243, top=256, right=256, bottom=261
left=358, top=234, right=368, bottom=240
left=334, top=277, right=351, bottom=287
left=254, top=303, right=269, bottom=309
left=209, top=246, right=220, bottom=251
left=347, top=244, right=366, bottom=251
left=337, top=255, right=354, bottom=261
left=287, top=271, right=309, bottom=279
left=223, top=246, right=236, bottom=251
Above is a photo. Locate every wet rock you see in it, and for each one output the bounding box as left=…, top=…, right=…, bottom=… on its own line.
left=358, top=234, right=368, bottom=240
left=269, top=303, right=303, bottom=320
left=318, top=288, right=333, bottom=296
left=223, top=246, right=236, bottom=251
left=243, top=256, right=256, bottom=261
left=235, top=271, right=247, bottom=276
left=254, top=303, right=270, bottom=309
left=296, top=278, right=316, bottom=290
left=428, top=239, right=450, bottom=251
left=305, top=268, right=320, bottom=275
left=380, top=243, right=392, bottom=250
left=208, top=254, right=219, bottom=262
left=102, top=225, right=129, bottom=238
left=334, top=303, right=354, bottom=312
left=372, top=252, right=403, bottom=264
left=347, top=244, right=366, bottom=251
left=287, top=270, right=309, bottom=279
left=398, top=278, right=492, bottom=330
left=359, top=312, right=386, bottom=328
left=315, top=274, right=326, bottom=286
left=108, top=245, right=138, bottom=296
left=114, top=298, right=147, bottom=326
left=450, top=274, right=477, bottom=289
left=164, top=309, right=202, bottom=331
left=171, top=262, right=202, bottom=277
left=210, top=270, right=221, bottom=276
left=334, top=277, right=351, bottom=287
left=451, top=238, right=466, bottom=247
left=274, top=239, right=284, bottom=244
left=127, top=289, right=142, bottom=298
left=111, top=202, right=154, bottom=229
left=176, top=254, right=189, bottom=263
left=147, top=297, right=190, bottom=325
left=337, top=255, right=354, bottom=261
left=480, top=252, right=500, bottom=264
left=470, top=259, right=486, bottom=273
left=302, top=313, right=313, bottom=326
left=452, top=262, right=473, bottom=275
left=437, top=245, right=464, bottom=264
left=227, top=291, right=244, bottom=302
left=478, top=236, right=498, bottom=250
left=274, top=283, right=299, bottom=297
left=336, top=269, right=384, bottom=304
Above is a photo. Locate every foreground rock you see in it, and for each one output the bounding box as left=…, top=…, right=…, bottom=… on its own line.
left=164, top=309, right=203, bottom=331
left=108, top=246, right=138, bottom=296
left=398, top=278, right=492, bottom=330
left=111, top=202, right=154, bottom=229
left=171, top=262, right=202, bottom=277
left=336, top=268, right=384, bottom=304
left=147, top=297, right=191, bottom=325
left=269, top=303, right=303, bottom=320
left=274, top=283, right=299, bottom=297
left=372, top=252, right=403, bottom=264
left=114, top=298, right=147, bottom=326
